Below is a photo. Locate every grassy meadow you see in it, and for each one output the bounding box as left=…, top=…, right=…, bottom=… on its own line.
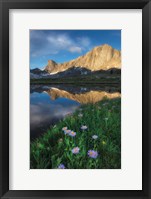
left=30, top=74, right=121, bottom=85
left=30, top=97, right=121, bottom=169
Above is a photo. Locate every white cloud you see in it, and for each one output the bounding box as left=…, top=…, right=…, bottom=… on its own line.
left=30, top=31, right=91, bottom=58
left=77, top=37, right=91, bottom=47
left=68, top=46, right=82, bottom=53
left=47, top=34, right=73, bottom=48
left=47, top=34, right=83, bottom=53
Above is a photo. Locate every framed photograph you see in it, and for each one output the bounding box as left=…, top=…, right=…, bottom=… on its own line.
left=0, top=0, right=150, bottom=198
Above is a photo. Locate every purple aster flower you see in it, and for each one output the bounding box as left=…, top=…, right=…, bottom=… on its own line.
left=69, top=131, right=76, bottom=137
left=88, top=150, right=98, bottom=159
left=71, top=147, right=80, bottom=154
left=64, top=129, right=71, bottom=135
left=58, top=164, right=65, bottom=169
left=92, top=135, right=98, bottom=140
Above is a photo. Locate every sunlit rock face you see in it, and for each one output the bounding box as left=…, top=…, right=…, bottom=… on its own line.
left=46, top=87, right=121, bottom=104
left=45, top=60, right=58, bottom=73
left=44, top=44, right=121, bottom=74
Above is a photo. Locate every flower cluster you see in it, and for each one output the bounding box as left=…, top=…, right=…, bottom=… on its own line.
left=59, top=124, right=99, bottom=169
left=62, top=127, right=76, bottom=137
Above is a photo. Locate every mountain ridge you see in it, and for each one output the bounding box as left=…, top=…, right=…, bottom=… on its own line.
left=45, top=44, right=121, bottom=74
left=30, top=66, right=121, bottom=80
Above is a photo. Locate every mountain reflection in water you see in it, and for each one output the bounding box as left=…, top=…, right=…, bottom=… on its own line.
left=47, top=87, right=120, bottom=104
left=30, top=84, right=121, bottom=140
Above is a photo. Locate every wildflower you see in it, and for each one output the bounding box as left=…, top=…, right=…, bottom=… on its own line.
left=81, top=125, right=88, bottom=130
left=69, top=131, right=76, bottom=137
left=53, top=125, right=56, bottom=128
left=88, top=150, right=98, bottom=159
left=71, top=147, right=80, bottom=154
left=102, top=141, right=106, bottom=145
left=62, top=127, right=68, bottom=131
left=92, top=135, right=98, bottom=140
left=78, top=113, right=83, bottom=117
left=64, top=129, right=71, bottom=135
left=58, top=164, right=65, bottom=169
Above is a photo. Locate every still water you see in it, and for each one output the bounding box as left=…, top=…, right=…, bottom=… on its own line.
left=30, top=84, right=120, bottom=140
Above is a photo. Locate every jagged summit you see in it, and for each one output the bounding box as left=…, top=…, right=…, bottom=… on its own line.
left=44, top=44, right=121, bottom=74
left=45, top=60, right=58, bottom=73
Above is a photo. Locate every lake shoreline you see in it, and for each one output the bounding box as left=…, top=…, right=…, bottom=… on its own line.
left=30, top=98, right=121, bottom=169
left=30, top=82, right=120, bottom=85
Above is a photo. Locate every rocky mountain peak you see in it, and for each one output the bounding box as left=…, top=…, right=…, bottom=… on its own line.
left=44, top=44, right=121, bottom=74
left=45, top=60, right=57, bottom=73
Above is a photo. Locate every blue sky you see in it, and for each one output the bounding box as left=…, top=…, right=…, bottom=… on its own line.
left=30, top=30, right=121, bottom=69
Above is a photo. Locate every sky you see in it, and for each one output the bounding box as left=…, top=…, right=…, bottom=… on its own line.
left=30, top=30, right=121, bottom=69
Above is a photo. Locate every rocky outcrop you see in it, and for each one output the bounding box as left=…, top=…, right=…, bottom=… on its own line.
left=45, top=60, right=58, bottom=73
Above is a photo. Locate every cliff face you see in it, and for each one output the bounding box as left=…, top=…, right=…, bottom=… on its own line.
left=44, top=44, right=121, bottom=74
left=45, top=60, right=58, bottom=73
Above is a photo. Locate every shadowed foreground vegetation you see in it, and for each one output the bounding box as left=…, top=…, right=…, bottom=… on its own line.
left=30, top=98, right=121, bottom=169
left=30, top=74, right=121, bottom=85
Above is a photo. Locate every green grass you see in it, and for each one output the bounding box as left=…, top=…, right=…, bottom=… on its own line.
left=30, top=74, right=121, bottom=84
left=30, top=98, right=121, bottom=169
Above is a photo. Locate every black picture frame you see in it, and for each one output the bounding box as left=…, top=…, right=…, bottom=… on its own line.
left=0, top=0, right=150, bottom=198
